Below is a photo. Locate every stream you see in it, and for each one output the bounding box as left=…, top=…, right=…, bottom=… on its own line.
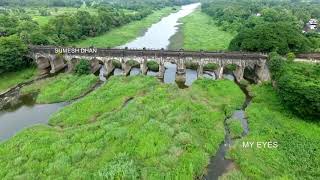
left=1, top=2, right=250, bottom=179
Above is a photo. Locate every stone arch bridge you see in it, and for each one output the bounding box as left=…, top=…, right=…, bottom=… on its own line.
left=29, top=46, right=270, bottom=83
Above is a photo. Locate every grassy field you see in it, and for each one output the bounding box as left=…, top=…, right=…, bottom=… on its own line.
left=174, top=10, right=235, bottom=51
left=0, top=67, right=37, bottom=93
left=0, top=76, right=244, bottom=179
left=225, top=84, right=320, bottom=179
left=20, top=74, right=99, bottom=104
left=32, top=16, right=53, bottom=27
left=71, top=8, right=175, bottom=48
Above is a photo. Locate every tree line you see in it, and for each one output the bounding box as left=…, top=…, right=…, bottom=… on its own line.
left=202, top=0, right=320, bottom=55
left=0, top=0, right=195, bottom=74
left=268, top=53, right=320, bottom=120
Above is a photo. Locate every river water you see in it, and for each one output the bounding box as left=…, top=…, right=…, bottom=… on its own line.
left=0, top=2, right=248, bottom=179
left=0, top=2, right=202, bottom=142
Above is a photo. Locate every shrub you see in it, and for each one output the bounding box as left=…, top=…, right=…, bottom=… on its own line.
left=74, top=59, right=90, bottom=75
left=268, top=53, right=320, bottom=119
left=0, top=35, right=29, bottom=74
left=203, top=63, right=218, bottom=71
left=147, top=61, right=159, bottom=71
left=287, top=52, right=296, bottom=62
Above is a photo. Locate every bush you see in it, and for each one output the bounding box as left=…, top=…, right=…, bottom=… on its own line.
left=268, top=53, right=320, bottom=119
left=287, top=52, right=296, bottom=62
left=74, top=59, right=90, bottom=75
left=0, top=35, right=29, bottom=74
left=203, top=63, right=218, bottom=71
left=147, top=61, right=159, bottom=72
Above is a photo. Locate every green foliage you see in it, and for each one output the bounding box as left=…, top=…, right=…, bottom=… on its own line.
left=286, top=52, right=296, bottom=62
left=147, top=61, right=159, bottom=71
left=269, top=54, right=320, bottom=119
left=112, top=60, right=122, bottom=68
left=0, top=76, right=244, bottom=178
left=225, top=64, right=236, bottom=71
left=72, top=8, right=174, bottom=47
left=226, top=119, right=243, bottom=139
left=0, top=67, right=37, bottom=93
left=178, top=10, right=235, bottom=51
left=21, top=73, right=98, bottom=103
left=0, top=35, right=29, bottom=74
left=74, top=59, right=91, bottom=75
left=229, top=84, right=320, bottom=179
left=185, top=62, right=197, bottom=70
left=97, top=153, right=139, bottom=179
left=203, top=63, right=218, bottom=71
left=229, top=22, right=311, bottom=54
left=202, top=0, right=320, bottom=54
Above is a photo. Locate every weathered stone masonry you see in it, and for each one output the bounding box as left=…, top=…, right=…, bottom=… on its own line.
left=29, top=46, right=271, bottom=83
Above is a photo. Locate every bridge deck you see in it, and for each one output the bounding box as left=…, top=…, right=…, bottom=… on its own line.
left=29, top=46, right=268, bottom=60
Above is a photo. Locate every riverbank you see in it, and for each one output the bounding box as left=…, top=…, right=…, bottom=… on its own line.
left=222, top=84, right=320, bottom=179
left=20, top=73, right=99, bottom=104
left=169, top=9, right=235, bottom=51
left=0, top=67, right=37, bottom=94
left=0, top=76, right=244, bottom=179
left=71, top=7, right=176, bottom=48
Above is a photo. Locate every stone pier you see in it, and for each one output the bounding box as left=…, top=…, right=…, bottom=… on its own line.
left=29, top=46, right=270, bottom=83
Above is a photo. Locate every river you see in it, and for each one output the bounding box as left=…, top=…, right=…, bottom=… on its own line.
left=0, top=2, right=248, bottom=179
left=0, top=2, right=201, bottom=142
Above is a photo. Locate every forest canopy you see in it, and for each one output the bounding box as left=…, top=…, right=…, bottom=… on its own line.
left=202, top=0, right=320, bottom=54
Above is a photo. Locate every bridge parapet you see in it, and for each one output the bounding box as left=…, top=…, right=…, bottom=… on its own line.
left=28, top=46, right=270, bottom=83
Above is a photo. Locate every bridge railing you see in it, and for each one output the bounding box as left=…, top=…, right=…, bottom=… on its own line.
left=28, top=45, right=268, bottom=60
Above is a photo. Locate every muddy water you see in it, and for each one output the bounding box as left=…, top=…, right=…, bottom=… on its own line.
left=204, top=76, right=252, bottom=180
left=0, top=94, right=67, bottom=142
left=120, top=3, right=200, bottom=49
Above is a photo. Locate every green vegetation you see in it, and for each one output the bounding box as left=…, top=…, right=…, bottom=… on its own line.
left=179, top=10, right=235, bottom=51
left=226, top=119, right=243, bottom=139
left=0, top=76, right=244, bottom=178
left=202, top=0, right=320, bottom=54
left=0, top=67, right=37, bottom=93
left=74, top=59, right=91, bottom=75
left=203, top=63, right=218, bottom=71
left=268, top=54, right=320, bottom=119
left=228, top=84, right=320, bottom=179
left=71, top=8, right=175, bottom=47
left=21, top=74, right=99, bottom=103
left=0, top=35, right=29, bottom=74
left=147, top=61, right=159, bottom=71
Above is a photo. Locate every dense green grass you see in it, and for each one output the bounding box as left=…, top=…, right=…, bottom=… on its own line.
left=0, top=76, right=244, bottom=179
left=71, top=8, right=175, bottom=48
left=226, top=119, right=243, bottom=139
left=21, top=74, right=99, bottom=104
left=226, top=84, right=320, bottom=179
left=179, top=10, right=235, bottom=51
left=0, top=67, right=37, bottom=93
left=32, top=16, right=53, bottom=27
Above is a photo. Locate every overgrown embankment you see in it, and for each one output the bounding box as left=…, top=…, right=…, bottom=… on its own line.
left=20, top=73, right=99, bottom=104
left=0, top=76, right=244, bottom=179
left=169, top=9, right=234, bottom=50
left=223, top=84, right=320, bottom=179
left=71, top=8, right=176, bottom=48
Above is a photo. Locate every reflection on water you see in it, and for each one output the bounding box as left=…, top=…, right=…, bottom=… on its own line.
left=130, top=68, right=141, bottom=76
left=0, top=95, right=67, bottom=141
left=120, top=3, right=200, bottom=49
left=185, top=69, right=198, bottom=86
left=164, top=62, right=177, bottom=84
left=113, top=68, right=123, bottom=76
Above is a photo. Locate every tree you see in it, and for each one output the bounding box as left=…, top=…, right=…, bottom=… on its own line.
left=229, top=21, right=311, bottom=54
left=74, top=59, right=91, bottom=75
left=0, top=35, right=28, bottom=74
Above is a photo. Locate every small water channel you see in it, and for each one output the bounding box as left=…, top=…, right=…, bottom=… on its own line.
left=204, top=79, right=252, bottom=180
left=0, top=3, right=201, bottom=142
